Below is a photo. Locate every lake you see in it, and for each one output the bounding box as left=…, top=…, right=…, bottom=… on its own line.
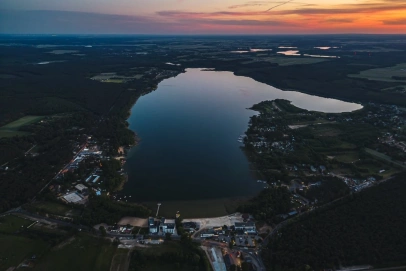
left=123, top=69, right=361, bottom=205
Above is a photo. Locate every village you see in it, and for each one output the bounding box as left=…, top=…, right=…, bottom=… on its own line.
left=243, top=100, right=406, bottom=211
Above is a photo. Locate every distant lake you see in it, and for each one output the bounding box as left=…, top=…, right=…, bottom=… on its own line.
left=123, top=69, right=361, bottom=202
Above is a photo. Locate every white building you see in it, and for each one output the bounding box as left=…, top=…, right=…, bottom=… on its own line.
left=234, top=222, right=256, bottom=233
left=161, top=218, right=176, bottom=234
left=75, top=184, right=88, bottom=193
left=61, top=192, right=84, bottom=204
left=149, top=217, right=158, bottom=234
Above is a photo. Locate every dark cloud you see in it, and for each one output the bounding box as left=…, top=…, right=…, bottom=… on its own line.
left=323, top=18, right=355, bottom=23
left=0, top=10, right=178, bottom=34
left=382, top=18, right=406, bottom=25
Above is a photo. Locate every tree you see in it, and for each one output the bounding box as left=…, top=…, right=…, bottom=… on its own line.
left=229, top=241, right=234, bottom=249
left=230, top=264, right=237, bottom=271
left=99, top=225, right=107, bottom=237
left=165, top=232, right=172, bottom=240
left=241, top=262, right=250, bottom=271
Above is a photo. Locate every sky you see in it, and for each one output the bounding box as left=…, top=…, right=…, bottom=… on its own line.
left=0, top=0, right=405, bottom=34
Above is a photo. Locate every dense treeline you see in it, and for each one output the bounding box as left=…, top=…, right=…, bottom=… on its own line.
left=100, top=159, right=125, bottom=191
left=79, top=196, right=151, bottom=226
left=237, top=187, right=292, bottom=223
left=299, top=177, right=350, bottom=204
left=263, top=173, right=406, bottom=270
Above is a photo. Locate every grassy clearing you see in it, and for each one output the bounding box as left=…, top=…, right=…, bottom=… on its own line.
left=29, top=201, right=76, bottom=217
left=1, top=115, right=44, bottom=130
left=105, top=79, right=125, bottom=83
left=33, top=234, right=117, bottom=271
left=349, top=63, right=406, bottom=83
left=0, top=130, right=30, bottom=138
left=365, top=148, right=406, bottom=168
left=0, top=115, right=44, bottom=138
left=0, top=234, right=49, bottom=270
left=333, top=152, right=360, bottom=163
left=134, top=241, right=186, bottom=256
left=0, top=215, right=34, bottom=233
left=243, top=56, right=328, bottom=66
left=47, top=50, right=78, bottom=55
left=110, top=249, right=129, bottom=271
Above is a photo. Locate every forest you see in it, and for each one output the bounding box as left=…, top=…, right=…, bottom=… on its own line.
left=237, top=187, right=292, bottom=224
left=263, top=173, right=406, bottom=270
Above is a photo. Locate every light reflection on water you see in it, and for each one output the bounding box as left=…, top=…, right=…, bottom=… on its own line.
left=124, top=69, right=361, bottom=202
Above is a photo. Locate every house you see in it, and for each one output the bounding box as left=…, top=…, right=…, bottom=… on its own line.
left=182, top=222, right=198, bottom=232
left=288, top=210, right=298, bottom=216
left=85, top=174, right=100, bottom=183
left=235, top=222, right=256, bottom=233
left=200, top=229, right=215, bottom=238
left=75, top=184, right=88, bottom=193
left=149, top=217, right=159, bottom=234
left=161, top=218, right=176, bottom=234
left=61, top=192, right=85, bottom=204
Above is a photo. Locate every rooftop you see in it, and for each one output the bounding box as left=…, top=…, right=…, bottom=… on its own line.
left=164, top=219, right=175, bottom=224
left=75, top=184, right=87, bottom=191
left=235, top=222, right=255, bottom=227
left=62, top=192, right=84, bottom=203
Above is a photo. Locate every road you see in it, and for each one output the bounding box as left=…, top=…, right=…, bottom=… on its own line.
left=34, top=143, right=87, bottom=201
left=200, top=239, right=266, bottom=271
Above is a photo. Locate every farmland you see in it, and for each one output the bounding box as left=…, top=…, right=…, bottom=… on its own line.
left=0, top=234, right=49, bottom=270
left=33, top=234, right=118, bottom=271
left=0, top=215, right=35, bottom=234
left=349, top=63, right=406, bottom=83
left=0, top=115, right=44, bottom=138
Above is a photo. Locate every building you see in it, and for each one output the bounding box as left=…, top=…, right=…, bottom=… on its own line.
left=75, top=184, right=88, bottom=193
left=61, top=192, right=85, bottom=204
left=200, top=229, right=216, bottom=238
left=161, top=218, right=176, bottom=234
left=234, top=222, right=256, bottom=233
left=149, top=217, right=159, bottom=234
left=85, top=174, right=100, bottom=183
left=182, top=222, right=198, bottom=232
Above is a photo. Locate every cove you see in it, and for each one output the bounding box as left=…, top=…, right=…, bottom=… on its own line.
left=123, top=69, right=362, bottom=202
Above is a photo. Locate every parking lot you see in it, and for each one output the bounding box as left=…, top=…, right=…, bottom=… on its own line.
left=235, top=235, right=256, bottom=247
left=185, top=213, right=244, bottom=229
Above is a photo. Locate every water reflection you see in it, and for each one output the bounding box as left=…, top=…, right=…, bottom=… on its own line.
left=124, top=69, right=361, bottom=202
left=277, top=50, right=300, bottom=56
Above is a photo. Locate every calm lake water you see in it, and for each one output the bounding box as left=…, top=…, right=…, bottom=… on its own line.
left=123, top=69, right=361, bottom=202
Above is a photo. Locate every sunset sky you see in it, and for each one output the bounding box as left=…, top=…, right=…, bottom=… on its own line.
left=1, top=0, right=405, bottom=34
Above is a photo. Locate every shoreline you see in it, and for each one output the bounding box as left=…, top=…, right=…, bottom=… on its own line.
left=114, top=71, right=185, bottom=195
left=114, top=67, right=364, bottom=209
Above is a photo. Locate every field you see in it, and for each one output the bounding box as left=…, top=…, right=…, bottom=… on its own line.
left=33, top=233, right=117, bottom=271
left=332, top=151, right=360, bottom=163
left=109, top=249, right=130, bottom=271
left=0, top=234, right=50, bottom=270
left=47, top=50, right=79, bottom=55
left=0, top=115, right=44, bottom=138
left=29, top=201, right=79, bottom=217
left=349, top=63, right=406, bottom=83
left=243, top=56, right=328, bottom=66
left=0, top=215, right=35, bottom=233
left=132, top=241, right=203, bottom=271
left=365, top=148, right=406, bottom=168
